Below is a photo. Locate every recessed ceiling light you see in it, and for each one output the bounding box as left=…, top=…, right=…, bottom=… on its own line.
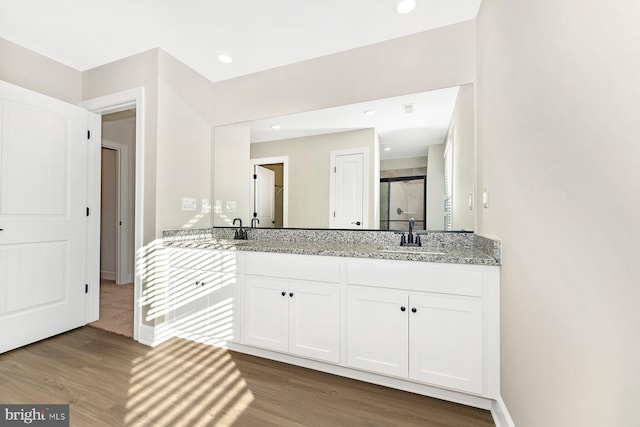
left=396, top=0, right=416, bottom=14
left=271, top=124, right=281, bottom=130
left=384, top=146, right=392, bottom=152
left=217, top=52, right=233, bottom=64
left=364, top=109, right=376, bottom=116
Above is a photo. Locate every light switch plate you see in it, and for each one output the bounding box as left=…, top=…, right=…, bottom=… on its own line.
left=482, top=187, right=489, bottom=209
left=181, top=197, right=197, bottom=211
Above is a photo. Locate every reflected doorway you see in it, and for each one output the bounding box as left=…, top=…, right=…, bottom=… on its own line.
left=250, top=156, right=288, bottom=228
left=379, top=176, right=426, bottom=231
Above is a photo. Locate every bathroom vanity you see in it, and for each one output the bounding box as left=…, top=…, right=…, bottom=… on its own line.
left=163, top=228, right=500, bottom=410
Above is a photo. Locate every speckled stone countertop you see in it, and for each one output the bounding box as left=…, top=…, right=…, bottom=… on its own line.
left=163, top=228, right=501, bottom=266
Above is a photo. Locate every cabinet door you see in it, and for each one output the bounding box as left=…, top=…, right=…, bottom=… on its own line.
left=205, top=273, right=237, bottom=342
left=347, top=286, right=409, bottom=377
left=288, top=281, right=340, bottom=363
left=243, top=276, right=289, bottom=352
left=409, top=293, right=483, bottom=394
left=168, top=268, right=213, bottom=337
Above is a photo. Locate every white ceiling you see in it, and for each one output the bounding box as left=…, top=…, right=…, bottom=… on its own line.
left=0, top=1, right=479, bottom=160
left=0, top=0, right=480, bottom=83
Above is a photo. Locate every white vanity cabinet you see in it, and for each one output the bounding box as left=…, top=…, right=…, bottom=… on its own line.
left=163, top=242, right=499, bottom=408
left=346, top=259, right=498, bottom=397
left=166, top=247, right=239, bottom=343
left=242, top=253, right=341, bottom=363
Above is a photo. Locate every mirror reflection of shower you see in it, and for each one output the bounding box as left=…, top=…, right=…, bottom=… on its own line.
left=380, top=176, right=426, bottom=231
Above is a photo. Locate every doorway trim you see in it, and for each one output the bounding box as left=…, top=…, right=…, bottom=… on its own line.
left=81, top=87, right=144, bottom=343
left=250, top=156, right=289, bottom=228
left=102, top=140, right=131, bottom=284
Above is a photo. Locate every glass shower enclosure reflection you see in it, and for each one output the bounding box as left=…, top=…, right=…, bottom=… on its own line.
left=379, top=176, right=426, bottom=231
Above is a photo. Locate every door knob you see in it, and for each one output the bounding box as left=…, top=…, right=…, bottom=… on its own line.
left=351, top=221, right=361, bottom=226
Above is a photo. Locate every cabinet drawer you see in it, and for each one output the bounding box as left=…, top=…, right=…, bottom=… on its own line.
left=168, top=247, right=239, bottom=273
left=347, top=261, right=482, bottom=297
left=245, top=253, right=340, bottom=283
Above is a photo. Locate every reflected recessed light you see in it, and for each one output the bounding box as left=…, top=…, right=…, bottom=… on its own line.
left=384, top=146, right=392, bottom=151
left=396, top=0, right=416, bottom=14
left=364, top=109, right=376, bottom=116
left=217, top=52, right=233, bottom=64
left=271, top=124, right=281, bottom=130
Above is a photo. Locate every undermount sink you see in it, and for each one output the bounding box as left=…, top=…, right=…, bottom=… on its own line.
left=378, top=248, right=446, bottom=255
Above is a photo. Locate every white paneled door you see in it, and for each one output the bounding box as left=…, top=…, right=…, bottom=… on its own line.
left=0, top=81, right=90, bottom=353
left=254, top=165, right=275, bottom=228
left=331, top=150, right=365, bottom=229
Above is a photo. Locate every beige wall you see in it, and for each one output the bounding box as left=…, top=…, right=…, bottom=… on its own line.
left=380, top=157, right=427, bottom=171
left=156, top=82, right=212, bottom=231
left=213, top=126, right=251, bottom=226
left=449, top=84, right=474, bottom=231
left=426, top=144, right=445, bottom=229
left=210, top=20, right=476, bottom=126
left=250, top=129, right=377, bottom=228
left=0, top=38, right=82, bottom=103
left=83, top=49, right=160, bottom=245
left=477, top=1, right=640, bottom=426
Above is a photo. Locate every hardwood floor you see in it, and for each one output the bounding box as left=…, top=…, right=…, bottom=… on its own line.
left=0, top=327, right=494, bottom=426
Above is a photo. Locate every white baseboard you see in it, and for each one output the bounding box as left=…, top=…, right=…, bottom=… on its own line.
left=100, top=270, right=115, bottom=281
left=101, top=271, right=134, bottom=284
left=115, top=273, right=134, bottom=285
left=491, top=395, right=516, bottom=427
left=136, top=324, right=173, bottom=347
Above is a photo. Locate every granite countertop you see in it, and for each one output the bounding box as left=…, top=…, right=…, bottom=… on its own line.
left=164, top=238, right=500, bottom=266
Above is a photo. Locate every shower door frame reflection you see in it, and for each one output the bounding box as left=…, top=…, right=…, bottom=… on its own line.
left=379, top=175, right=427, bottom=231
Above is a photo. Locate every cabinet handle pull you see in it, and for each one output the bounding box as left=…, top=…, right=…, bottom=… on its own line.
left=400, top=306, right=406, bottom=312
left=411, top=307, right=417, bottom=313
left=289, top=292, right=294, bottom=297
left=201, top=281, right=206, bottom=286
left=281, top=291, right=286, bottom=296
left=195, top=281, right=200, bottom=286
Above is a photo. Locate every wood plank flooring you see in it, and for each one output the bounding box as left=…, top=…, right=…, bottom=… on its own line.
left=0, top=327, right=494, bottom=427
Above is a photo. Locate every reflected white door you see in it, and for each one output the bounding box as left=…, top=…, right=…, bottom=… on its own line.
left=0, top=81, right=89, bottom=353
left=332, top=152, right=364, bottom=229
left=254, top=165, right=275, bottom=228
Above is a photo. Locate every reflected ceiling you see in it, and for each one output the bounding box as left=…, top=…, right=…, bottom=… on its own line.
left=223, top=86, right=460, bottom=160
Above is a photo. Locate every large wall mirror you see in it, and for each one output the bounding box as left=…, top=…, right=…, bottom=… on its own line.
left=213, top=84, right=474, bottom=232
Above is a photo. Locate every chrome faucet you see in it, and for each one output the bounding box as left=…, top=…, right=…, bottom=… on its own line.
left=233, top=218, right=248, bottom=240
left=251, top=217, right=260, bottom=228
